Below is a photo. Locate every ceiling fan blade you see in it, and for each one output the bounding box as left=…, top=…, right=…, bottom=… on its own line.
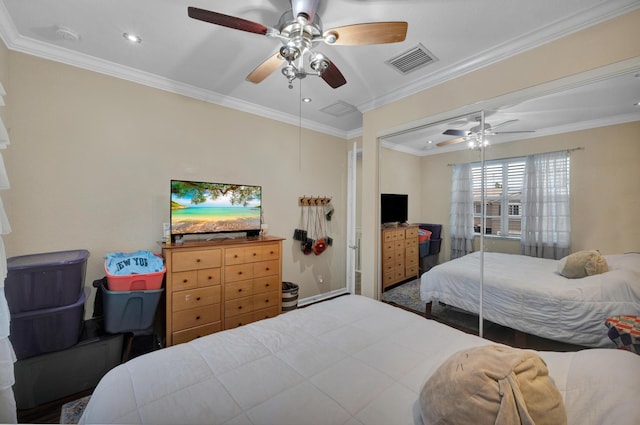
left=494, top=130, right=536, bottom=134
left=443, top=129, right=470, bottom=137
left=321, top=60, right=347, bottom=89
left=246, top=53, right=284, bottom=84
left=436, top=137, right=467, bottom=147
left=490, top=119, right=519, bottom=130
left=188, top=7, right=269, bottom=35
left=291, top=0, right=320, bottom=23
left=324, top=22, right=408, bottom=46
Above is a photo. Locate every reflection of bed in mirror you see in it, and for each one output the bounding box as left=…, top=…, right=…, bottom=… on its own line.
left=420, top=252, right=640, bottom=348
left=79, top=295, right=640, bottom=425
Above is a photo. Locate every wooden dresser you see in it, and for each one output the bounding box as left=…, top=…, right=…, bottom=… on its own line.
left=381, top=225, right=419, bottom=290
left=162, top=236, right=284, bottom=347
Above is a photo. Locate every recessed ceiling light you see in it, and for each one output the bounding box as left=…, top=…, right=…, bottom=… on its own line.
left=302, top=98, right=312, bottom=103
left=55, top=26, right=80, bottom=42
left=634, top=101, right=640, bottom=107
left=123, top=33, right=142, bottom=44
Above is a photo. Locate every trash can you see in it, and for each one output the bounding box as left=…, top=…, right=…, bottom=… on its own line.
left=282, top=282, right=299, bottom=312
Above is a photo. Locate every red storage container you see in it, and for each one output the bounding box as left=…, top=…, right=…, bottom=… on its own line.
left=104, top=262, right=165, bottom=291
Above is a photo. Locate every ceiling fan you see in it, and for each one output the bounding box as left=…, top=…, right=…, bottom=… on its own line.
left=436, top=118, right=535, bottom=147
left=187, top=0, right=408, bottom=89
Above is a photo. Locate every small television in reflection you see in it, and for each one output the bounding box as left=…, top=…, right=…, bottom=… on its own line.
left=381, top=193, right=408, bottom=224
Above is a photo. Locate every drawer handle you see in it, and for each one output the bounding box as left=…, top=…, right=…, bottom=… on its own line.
left=234, top=254, right=238, bottom=258
left=196, top=259, right=201, bottom=263
left=238, top=271, right=243, bottom=275
left=238, top=288, right=243, bottom=293
left=238, top=306, right=242, bottom=310
left=253, top=252, right=257, bottom=256
left=196, top=297, right=201, bottom=301
left=182, top=279, right=188, bottom=283
left=265, top=267, right=270, bottom=271
left=196, top=316, right=201, bottom=320
left=265, top=299, right=270, bottom=304
left=207, top=275, right=213, bottom=280
left=265, top=283, right=270, bottom=287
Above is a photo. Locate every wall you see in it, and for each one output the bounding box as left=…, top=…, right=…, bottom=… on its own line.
left=379, top=147, right=422, bottom=223
left=414, top=121, right=640, bottom=263
left=360, top=9, right=640, bottom=298
left=0, top=47, right=349, bottom=313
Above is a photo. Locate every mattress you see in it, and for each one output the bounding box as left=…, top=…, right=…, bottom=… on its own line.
left=79, top=295, right=640, bottom=425
left=420, top=252, right=640, bottom=347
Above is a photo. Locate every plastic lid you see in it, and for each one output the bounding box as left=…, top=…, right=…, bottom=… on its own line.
left=7, top=249, right=90, bottom=270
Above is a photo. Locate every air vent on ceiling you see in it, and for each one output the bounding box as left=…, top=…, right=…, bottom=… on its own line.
left=386, top=43, right=437, bottom=75
left=320, top=101, right=358, bottom=117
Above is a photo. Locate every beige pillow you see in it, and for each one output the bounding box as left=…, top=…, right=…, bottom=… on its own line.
left=557, top=250, right=608, bottom=279
left=420, top=345, right=566, bottom=425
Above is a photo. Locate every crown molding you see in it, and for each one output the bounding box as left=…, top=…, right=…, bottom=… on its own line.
left=358, top=0, right=640, bottom=113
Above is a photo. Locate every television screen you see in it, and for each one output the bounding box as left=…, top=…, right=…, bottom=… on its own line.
left=170, top=180, right=262, bottom=239
left=381, top=193, right=408, bottom=224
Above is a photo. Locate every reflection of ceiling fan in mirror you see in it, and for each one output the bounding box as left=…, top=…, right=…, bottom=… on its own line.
left=187, top=0, right=408, bottom=89
left=436, top=118, right=535, bottom=147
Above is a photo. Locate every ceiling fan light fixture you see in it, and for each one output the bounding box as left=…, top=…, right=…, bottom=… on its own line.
left=324, top=31, right=338, bottom=44
left=310, top=53, right=329, bottom=74
left=280, top=44, right=301, bottom=62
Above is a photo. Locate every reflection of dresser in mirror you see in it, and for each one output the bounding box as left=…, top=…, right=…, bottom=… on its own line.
left=381, top=225, right=419, bottom=290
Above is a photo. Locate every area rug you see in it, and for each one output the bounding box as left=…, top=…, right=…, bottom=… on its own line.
left=60, top=395, right=90, bottom=424
left=382, top=279, right=480, bottom=330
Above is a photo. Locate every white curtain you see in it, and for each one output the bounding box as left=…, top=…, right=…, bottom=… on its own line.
left=521, top=151, right=571, bottom=259
left=0, top=82, right=16, bottom=424
left=449, top=163, right=474, bottom=259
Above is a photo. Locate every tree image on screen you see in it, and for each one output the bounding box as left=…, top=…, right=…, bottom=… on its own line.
left=171, top=181, right=261, bottom=235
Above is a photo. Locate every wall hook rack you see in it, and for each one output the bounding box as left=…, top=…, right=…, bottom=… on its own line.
left=298, top=196, right=332, bottom=206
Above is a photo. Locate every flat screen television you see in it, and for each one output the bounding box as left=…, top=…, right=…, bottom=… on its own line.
left=170, top=180, right=262, bottom=241
left=381, top=193, right=408, bottom=224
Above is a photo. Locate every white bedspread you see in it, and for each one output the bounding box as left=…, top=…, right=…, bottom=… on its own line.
left=420, top=252, right=640, bottom=347
left=79, top=295, right=640, bottom=425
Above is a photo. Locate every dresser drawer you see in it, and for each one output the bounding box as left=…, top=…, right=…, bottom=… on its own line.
left=197, top=268, right=221, bottom=287
left=253, top=276, right=279, bottom=294
left=173, top=305, right=221, bottom=331
left=394, top=250, right=403, bottom=260
left=394, top=240, right=404, bottom=250
left=224, top=312, right=254, bottom=330
left=406, top=255, right=419, bottom=267
left=172, top=286, right=221, bottom=312
left=172, top=249, right=222, bottom=272
left=382, top=262, right=395, bottom=273
left=225, top=247, right=249, bottom=266
left=253, top=260, right=278, bottom=278
left=252, top=290, right=278, bottom=311
left=257, top=244, right=280, bottom=262
left=225, top=297, right=254, bottom=318
left=383, top=241, right=394, bottom=252
left=382, top=271, right=395, bottom=287
left=405, top=227, right=418, bottom=238
left=225, top=280, right=254, bottom=301
left=406, top=265, right=419, bottom=277
left=382, top=250, right=395, bottom=263
left=172, top=322, right=222, bottom=345
left=172, top=270, right=198, bottom=291
left=405, top=246, right=418, bottom=258
left=405, top=237, right=418, bottom=248
left=253, top=306, right=279, bottom=322
left=225, top=263, right=254, bottom=283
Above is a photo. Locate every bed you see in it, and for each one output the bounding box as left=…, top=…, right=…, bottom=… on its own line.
left=420, top=252, right=640, bottom=348
left=79, top=295, right=640, bottom=425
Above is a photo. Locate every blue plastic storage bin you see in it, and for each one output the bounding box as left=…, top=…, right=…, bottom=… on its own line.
left=101, top=281, right=163, bottom=334
left=9, top=288, right=87, bottom=360
left=5, top=249, right=89, bottom=313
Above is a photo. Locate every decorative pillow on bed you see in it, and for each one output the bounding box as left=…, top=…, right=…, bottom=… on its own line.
left=557, top=250, right=608, bottom=279
left=419, top=345, right=566, bottom=425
